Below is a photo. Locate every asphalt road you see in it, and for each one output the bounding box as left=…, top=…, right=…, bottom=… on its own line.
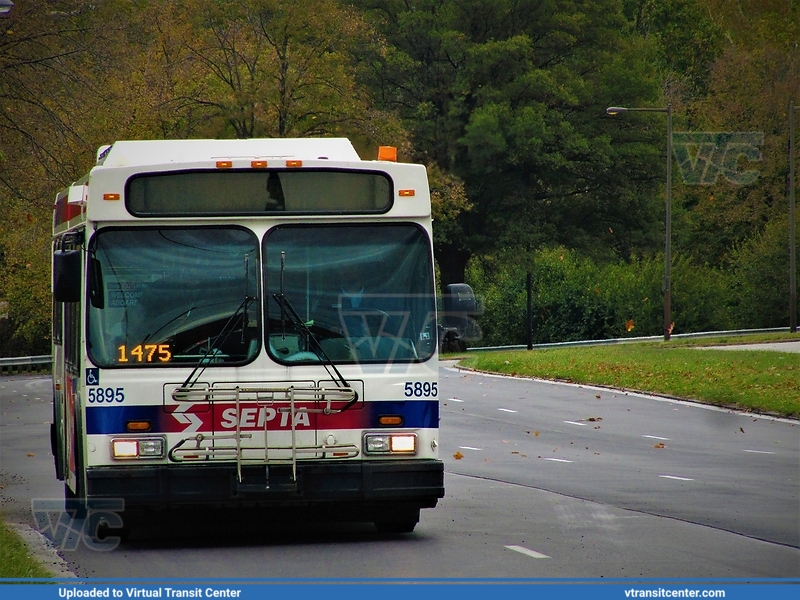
left=439, top=364, right=800, bottom=548
left=1, top=372, right=798, bottom=579
left=702, top=340, right=800, bottom=352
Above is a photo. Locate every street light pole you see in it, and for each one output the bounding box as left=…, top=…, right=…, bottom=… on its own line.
left=606, top=104, right=673, bottom=341
left=790, top=100, right=798, bottom=334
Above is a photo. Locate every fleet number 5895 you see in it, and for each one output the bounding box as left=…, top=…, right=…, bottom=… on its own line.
left=404, top=381, right=438, bottom=398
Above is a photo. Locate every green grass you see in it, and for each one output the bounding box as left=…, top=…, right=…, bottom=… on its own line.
left=457, top=335, right=800, bottom=418
left=0, top=518, right=53, bottom=578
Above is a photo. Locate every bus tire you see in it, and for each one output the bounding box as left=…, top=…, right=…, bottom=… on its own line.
left=374, top=506, right=419, bottom=534
left=92, top=518, right=131, bottom=544
left=374, top=520, right=417, bottom=534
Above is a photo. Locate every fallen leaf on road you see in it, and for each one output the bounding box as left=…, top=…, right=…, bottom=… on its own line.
left=453, top=451, right=464, bottom=460
left=653, top=443, right=666, bottom=449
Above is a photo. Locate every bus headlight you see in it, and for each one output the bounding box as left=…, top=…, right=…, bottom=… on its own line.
left=111, top=437, right=165, bottom=459
left=364, top=433, right=417, bottom=455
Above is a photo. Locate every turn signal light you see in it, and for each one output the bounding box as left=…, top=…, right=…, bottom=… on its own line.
left=125, top=420, right=151, bottom=432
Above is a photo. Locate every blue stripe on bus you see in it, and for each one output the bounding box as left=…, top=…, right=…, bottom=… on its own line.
left=85, top=400, right=439, bottom=435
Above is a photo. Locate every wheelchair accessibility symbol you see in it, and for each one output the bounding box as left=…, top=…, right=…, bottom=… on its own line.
left=85, top=368, right=99, bottom=386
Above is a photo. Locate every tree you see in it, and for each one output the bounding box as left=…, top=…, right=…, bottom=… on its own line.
left=623, top=0, right=724, bottom=98
left=670, top=0, right=799, bottom=267
left=0, top=1, right=101, bottom=356
left=356, top=0, right=667, bottom=288
left=145, top=0, right=403, bottom=143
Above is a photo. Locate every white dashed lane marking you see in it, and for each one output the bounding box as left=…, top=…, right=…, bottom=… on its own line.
left=563, top=420, right=587, bottom=426
left=542, top=458, right=573, bottom=463
left=498, top=408, right=517, bottom=413
left=505, top=545, right=551, bottom=559
left=658, top=475, right=694, bottom=481
left=642, top=434, right=670, bottom=441
left=742, top=449, right=775, bottom=454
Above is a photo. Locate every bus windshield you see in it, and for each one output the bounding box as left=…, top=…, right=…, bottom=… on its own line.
left=265, top=224, right=436, bottom=363
left=87, top=227, right=260, bottom=367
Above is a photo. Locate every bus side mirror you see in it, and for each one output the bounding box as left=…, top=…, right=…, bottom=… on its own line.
left=442, top=283, right=476, bottom=339
left=53, top=250, right=81, bottom=303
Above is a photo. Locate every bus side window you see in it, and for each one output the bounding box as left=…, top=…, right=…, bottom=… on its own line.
left=53, top=249, right=81, bottom=303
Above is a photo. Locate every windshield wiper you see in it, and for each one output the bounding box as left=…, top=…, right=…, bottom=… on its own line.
left=273, top=251, right=356, bottom=410
left=180, top=253, right=256, bottom=390
left=272, top=293, right=354, bottom=399
left=179, top=294, right=255, bottom=390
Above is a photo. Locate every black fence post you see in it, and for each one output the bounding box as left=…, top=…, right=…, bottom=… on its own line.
left=526, top=271, right=533, bottom=350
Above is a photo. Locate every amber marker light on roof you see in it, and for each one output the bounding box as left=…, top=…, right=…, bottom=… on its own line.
left=398, top=189, right=415, bottom=197
left=377, top=146, right=397, bottom=161
left=103, top=193, right=121, bottom=201
left=251, top=160, right=268, bottom=169
left=216, top=160, right=233, bottom=168
left=286, top=160, right=303, bottom=167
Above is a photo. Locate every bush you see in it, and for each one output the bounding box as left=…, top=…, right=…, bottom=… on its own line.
left=728, top=215, right=796, bottom=328
left=465, top=247, right=741, bottom=346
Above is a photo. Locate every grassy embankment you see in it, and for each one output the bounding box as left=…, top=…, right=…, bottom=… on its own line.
left=455, top=332, right=800, bottom=418
left=0, top=519, right=53, bottom=578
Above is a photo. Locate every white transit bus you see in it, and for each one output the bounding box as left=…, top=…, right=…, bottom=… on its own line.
left=50, top=138, right=473, bottom=535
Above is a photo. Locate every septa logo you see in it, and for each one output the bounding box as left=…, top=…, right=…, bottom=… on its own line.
left=220, top=405, right=311, bottom=430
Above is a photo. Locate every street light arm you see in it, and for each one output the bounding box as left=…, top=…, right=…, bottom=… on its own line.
left=606, top=106, right=668, bottom=115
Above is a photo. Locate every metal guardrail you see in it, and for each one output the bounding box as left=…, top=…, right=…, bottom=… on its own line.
left=466, top=328, right=792, bottom=352
left=0, top=355, right=51, bottom=375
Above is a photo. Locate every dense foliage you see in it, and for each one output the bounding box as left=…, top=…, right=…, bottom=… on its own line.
left=0, top=0, right=797, bottom=355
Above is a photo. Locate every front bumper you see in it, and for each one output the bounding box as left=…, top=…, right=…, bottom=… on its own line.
left=86, top=459, right=444, bottom=511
